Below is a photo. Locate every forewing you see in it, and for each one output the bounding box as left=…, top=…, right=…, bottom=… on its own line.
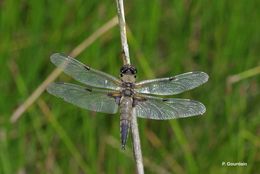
left=134, top=95, right=206, bottom=120
left=135, top=71, right=209, bottom=95
left=51, top=53, right=122, bottom=90
left=47, top=82, right=119, bottom=114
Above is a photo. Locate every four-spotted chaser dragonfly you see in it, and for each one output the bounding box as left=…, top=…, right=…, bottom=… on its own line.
left=47, top=53, right=209, bottom=149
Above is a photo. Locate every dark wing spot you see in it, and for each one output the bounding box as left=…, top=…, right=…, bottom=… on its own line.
left=162, top=98, right=168, bottom=102
left=85, top=88, right=92, bottom=92
left=84, top=65, right=90, bottom=70
left=169, top=77, right=176, bottom=81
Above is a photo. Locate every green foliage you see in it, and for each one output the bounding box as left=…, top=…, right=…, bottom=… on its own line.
left=0, top=0, right=259, bottom=173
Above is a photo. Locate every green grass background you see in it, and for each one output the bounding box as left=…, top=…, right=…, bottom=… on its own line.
left=0, top=0, right=259, bottom=173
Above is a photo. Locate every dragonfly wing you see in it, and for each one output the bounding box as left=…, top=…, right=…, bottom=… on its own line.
left=135, top=71, right=209, bottom=95
left=134, top=95, right=206, bottom=120
left=47, top=82, right=119, bottom=114
left=51, top=53, right=122, bottom=90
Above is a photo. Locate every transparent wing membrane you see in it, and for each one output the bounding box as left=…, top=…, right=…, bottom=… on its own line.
left=135, top=95, right=206, bottom=120
left=48, top=53, right=208, bottom=119
left=135, top=71, right=209, bottom=95
left=51, top=53, right=122, bottom=90
left=47, top=82, right=119, bottom=114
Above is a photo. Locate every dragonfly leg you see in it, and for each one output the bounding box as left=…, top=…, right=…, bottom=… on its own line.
left=107, top=93, right=122, bottom=105
left=115, top=96, right=121, bottom=105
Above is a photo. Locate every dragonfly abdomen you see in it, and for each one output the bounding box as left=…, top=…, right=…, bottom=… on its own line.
left=119, top=96, right=133, bottom=149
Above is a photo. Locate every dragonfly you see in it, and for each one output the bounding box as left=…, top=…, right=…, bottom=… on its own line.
left=47, top=53, right=209, bottom=149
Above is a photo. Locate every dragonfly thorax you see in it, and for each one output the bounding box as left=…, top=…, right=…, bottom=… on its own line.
left=122, top=82, right=134, bottom=88
left=121, top=82, right=135, bottom=97
left=122, top=89, right=134, bottom=97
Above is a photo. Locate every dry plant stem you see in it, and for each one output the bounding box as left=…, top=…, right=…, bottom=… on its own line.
left=106, top=136, right=171, bottom=174
left=115, top=0, right=130, bottom=65
left=10, top=16, right=118, bottom=123
left=131, top=109, right=144, bottom=174
left=115, top=0, right=144, bottom=173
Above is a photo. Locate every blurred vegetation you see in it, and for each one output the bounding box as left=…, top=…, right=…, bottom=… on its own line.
left=0, top=0, right=259, bottom=173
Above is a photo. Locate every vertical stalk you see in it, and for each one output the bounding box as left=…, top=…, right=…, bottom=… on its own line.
left=131, top=109, right=144, bottom=174
left=115, top=0, right=144, bottom=173
left=115, top=0, right=131, bottom=65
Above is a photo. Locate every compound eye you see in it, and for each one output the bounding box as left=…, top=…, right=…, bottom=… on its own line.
left=120, top=74, right=123, bottom=77
left=131, top=67, right=137, bottom=74
left=120, top=65, right=129, bottom=74
left=129, top=67, right=135, bottom=74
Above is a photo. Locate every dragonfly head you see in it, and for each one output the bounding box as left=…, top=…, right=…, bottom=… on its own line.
left=120, top=65, right=137, bottom=75
left=120, top=65, right=137, bottom=82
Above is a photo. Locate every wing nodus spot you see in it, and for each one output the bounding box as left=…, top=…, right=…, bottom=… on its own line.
left=169, top=77, right=176, bottom=81
left=85, top=88, right=92, bottom=92
left=84, top=65, right=90, bottom=70
left=162, top=98, right=168, bottom=102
